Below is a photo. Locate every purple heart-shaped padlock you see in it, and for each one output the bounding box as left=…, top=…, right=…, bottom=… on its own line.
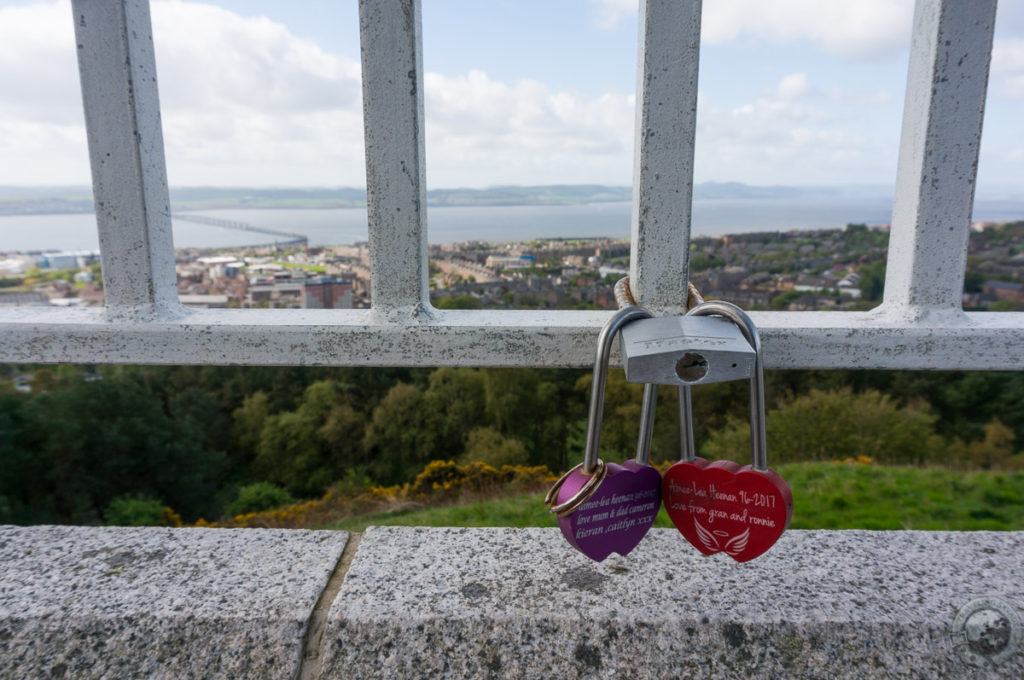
left=554, top=459, right=662, bottom=562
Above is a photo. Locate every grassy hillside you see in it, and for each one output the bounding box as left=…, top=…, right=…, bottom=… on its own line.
left=323, top=463, right=1024, bottom=532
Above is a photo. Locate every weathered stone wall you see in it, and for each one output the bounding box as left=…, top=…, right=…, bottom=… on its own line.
left=2, top=526, right=1021, bottom=678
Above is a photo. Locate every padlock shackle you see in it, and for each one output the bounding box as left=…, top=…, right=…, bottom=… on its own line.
left=678, top=385, right=696, bottom=462
left=687, top=301, right=767, bottom=472
left=636, top=383, right=657, bottom=466
left=583, top=305, right=654, bottom=474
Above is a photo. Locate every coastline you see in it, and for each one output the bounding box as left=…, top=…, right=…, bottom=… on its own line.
left=5, top=199, right=1024, bottom=255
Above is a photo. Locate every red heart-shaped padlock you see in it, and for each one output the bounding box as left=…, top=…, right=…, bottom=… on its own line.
left=662, top=459, right=792, bottom=562
left=659, top=300, right=794, bottom=562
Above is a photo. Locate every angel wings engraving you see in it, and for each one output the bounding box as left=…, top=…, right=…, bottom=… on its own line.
left=694, top=519, right=749, bottom=556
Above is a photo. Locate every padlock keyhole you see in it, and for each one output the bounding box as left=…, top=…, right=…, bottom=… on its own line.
left=675, top=352, right=709, bottom=383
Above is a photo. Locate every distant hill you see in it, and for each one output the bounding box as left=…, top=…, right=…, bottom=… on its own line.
left=0, top=186, right=94, bottom=215
left=0, top=182, right=895, bottom=215
left=171, top=186, right=368, bottom=208
left=427, top=184, right=631, bottom=206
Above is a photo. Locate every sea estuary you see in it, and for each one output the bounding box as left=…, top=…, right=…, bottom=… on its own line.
left=2, top=196, right=1023, bottom=253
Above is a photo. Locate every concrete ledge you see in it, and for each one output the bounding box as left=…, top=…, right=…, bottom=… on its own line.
left=2, top=526, right=1022, bottom=679
left=0, top=526, right=348, bottom=679
left=326, top=527, right=1024, bottom=679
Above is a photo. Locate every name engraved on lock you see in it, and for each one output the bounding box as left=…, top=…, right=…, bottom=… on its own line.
left=555, top=461, right=662, bottom=562
left=572, top=487, right=659, bottom=538
left=666, top=479, right=779, bottom=530
left=662, top=464, right=792, bottom=562
left=620, top=316, right=756, bottom=386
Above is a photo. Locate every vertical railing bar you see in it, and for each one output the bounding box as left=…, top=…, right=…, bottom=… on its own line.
left=71, top=0, right=179, bottom=318
left=628, top=0, right=702, bottom=315
left=882, top=0, right=997, bottom=317
left=358, top=0, right=431, bottom=318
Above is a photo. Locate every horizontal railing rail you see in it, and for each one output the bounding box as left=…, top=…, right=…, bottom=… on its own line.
left=0, top=0, right=1019, bottom=371
left=2, top=306, right=1020, bottom=370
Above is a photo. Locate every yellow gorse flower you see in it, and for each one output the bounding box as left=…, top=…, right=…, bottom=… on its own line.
left=197, top=460, right=557, bottom=528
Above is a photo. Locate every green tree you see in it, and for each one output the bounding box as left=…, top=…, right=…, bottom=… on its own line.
left=841, top=223, right=888, bottom=250
left=254, top=380, right=362, bottom=496
left=690, top=252, right=726, bottom=271
left=969, top=419, right=1020, bottom=469
left=28, top=368, right=58, bottom=393
left=770, top=290, right=803, bottom=310
left=945, top=419, right=1022, bottom=470
left=363, top=382, right=445, bottom=483
left=0, top=389, right=45, bottom=523
left=423, top=367, right=487, bottom=456
left=857, top=260, right=886, bottom=302
left=963, top=270, right=986, bottom=294
left=904, top=372, right=1024, bottom=450
left=232, top=391, right=271, bottom=472
left=435, top=295, right=483, bottom=309
left=104, top=494, right=167, bottom=526
left=318, top=401, right=366, bottom=466
left=460, top=427, right=528, bottom=467
left=572, top=370, right=645, bottom=464
left=18, top=374, right=226, bottom=522
left=482, top=368, right=568, bottom=468
left=228, top=482, right=295, bottom=516
left=168, top=386, right=232, bottom=469
left=703, top=388, right=942, bottom=465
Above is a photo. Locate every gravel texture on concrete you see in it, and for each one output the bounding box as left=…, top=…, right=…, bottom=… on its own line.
left=3, top=525, right=1021, bottom=679
left=323, top=527, right=1023, bottom=679
left=0, top=525, right=348, bottom=679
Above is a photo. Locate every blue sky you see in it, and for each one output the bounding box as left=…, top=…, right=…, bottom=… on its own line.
left=0, top=0, right=1021, bottom=193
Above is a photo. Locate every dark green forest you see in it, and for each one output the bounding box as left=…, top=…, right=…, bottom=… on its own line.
left=2, top=363, right=1023, bottom=525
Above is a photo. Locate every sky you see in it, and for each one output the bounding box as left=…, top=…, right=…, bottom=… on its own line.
left=0, top=0, right=1021, bottom=193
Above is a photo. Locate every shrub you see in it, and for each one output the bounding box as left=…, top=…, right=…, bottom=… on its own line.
left=104, top=494, right=167, bottom=527
left=228, top=482, right=295, bottom=516
left=460, top=427, right=528, bottom=467
left=945, top=419, right=1024, bottom=470
left=703, top=388, right=943, bottom=465
left=212, top=460, right=556, bottom=529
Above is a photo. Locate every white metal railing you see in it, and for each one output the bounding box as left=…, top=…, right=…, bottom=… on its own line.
left=0, top=0, right=1020, bottom=370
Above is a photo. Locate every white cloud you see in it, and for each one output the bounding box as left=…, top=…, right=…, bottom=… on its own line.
left=589, top=0, right=637, bottom=30
left=0, top=0, right=636, bottom=187
left=152, top=3, right=360, bottom=114
left=0, top=1, right=88, bottom=183
left=149, top=1, right=365, bottom=185
left=0, top=0, right=367, bottom=186
left=694, top=73, right=897, bottom=184
left=702, top=0, right=913, bottom=59
left=423, top=70, right=635, bottom=186
left=590, top=0, right=914, bottom=59
left=775, top=72, right=812, bottom=100
left=827, top=85, right=892, bottom=107
left=992, top=37, right=1024, bottom=98
left=0, top=1, right=79, bottom=124
left=0, top=0, right=1008, bottom=190
left=0, top=118, right=87, bottom=182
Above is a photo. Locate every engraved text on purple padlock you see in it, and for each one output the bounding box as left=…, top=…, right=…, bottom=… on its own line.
left=555, top=460, right=662, bottom=562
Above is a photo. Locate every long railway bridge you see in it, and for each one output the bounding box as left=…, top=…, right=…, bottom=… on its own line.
left=171, top=212, right=308, bottom=248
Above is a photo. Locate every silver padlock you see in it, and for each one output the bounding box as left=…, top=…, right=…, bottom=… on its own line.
left=619, top=313, right=756, bottom=386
